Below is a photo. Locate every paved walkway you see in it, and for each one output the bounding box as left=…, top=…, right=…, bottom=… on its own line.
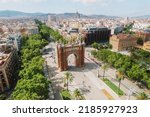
left=47, top=43, right=123, bottom=100
left=83, top=70, right=120, bottom=100
left=85, top=47, right=150, bottom=99
left=43, top=43, right=150, bottom=100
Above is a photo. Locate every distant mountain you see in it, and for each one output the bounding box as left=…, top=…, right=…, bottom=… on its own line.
left=53, top=13, right=88, bottom=19
left=89, top=14, right=119, bottom=19
left=49, top=13, right=119, bottom=19
left=134, top=15, right=150, bottom=19
left=0, top=10, right=47, bottom=17
left=0, top=10, right=119, bottom=19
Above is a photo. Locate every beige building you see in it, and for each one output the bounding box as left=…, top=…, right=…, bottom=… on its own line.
left=136, top=31, right=150, bottom=42
left=0, top=45, right=18, bottom=93
left=143, top=41, right=150, bottom=52
left=110, top=34, right=137, bottom=52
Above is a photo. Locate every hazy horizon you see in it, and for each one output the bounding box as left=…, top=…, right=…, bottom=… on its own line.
left=0, top=0, right=150, bottom=17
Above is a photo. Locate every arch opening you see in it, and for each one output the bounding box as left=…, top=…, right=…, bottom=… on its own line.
left=67, top=53, right=77, bottom=69
left=57, top=44, right=85, bottom=71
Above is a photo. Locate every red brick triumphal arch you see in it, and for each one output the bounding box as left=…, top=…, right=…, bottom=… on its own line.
left=57, top=43, right=85, bottom=71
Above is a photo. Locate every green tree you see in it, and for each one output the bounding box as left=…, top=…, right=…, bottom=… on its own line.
left=73, top=89, right=84, bottom=100
left=137, top=38, right=144, bottom=45
left=12, top=91, right=41, bottom=100
left=61, top=90, right=71, bottom=100
left=91, top=50, right=98, bottom=58
left=63, top=72, right=73, bottom=90
left=136, top=92, right=149, bottom=100
left=116, top=69, right=125, bottom=93
left=40, top=25, right=50, bottom=40
left=127, top=64, right=143, bottom=81
left=91, top=48, right=150, bottom=89
left=12, top=73, right=49, bottom=100
left=102, top=64, right=109, bottom=80
left=92, top=42, right=99, bottom=50
left=12, top=28, right=50, bottom=100
left=19, top=57, right=44, bottom=79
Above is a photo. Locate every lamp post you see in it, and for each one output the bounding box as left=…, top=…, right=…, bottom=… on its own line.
left=97, top=69, right=100, bottom=78
left=127, top=88, right=134, bottom=100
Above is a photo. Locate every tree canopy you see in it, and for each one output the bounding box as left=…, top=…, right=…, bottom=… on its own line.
left=35, top=19, right=68, bottom=44
left=11, top=30, right=49, bottom=100
left=91, top=49, right=150, bottom=89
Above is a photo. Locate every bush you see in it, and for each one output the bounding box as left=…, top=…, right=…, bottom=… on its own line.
left=0, top=94, right=7, bottom=100
left=61, top=90, right=72, bottom=100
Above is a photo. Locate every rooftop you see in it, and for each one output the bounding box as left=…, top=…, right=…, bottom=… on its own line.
left=111, top=34, right=136, bottom=40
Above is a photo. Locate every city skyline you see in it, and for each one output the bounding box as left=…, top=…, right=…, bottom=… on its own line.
left=0, top=0, right=150, bottom=17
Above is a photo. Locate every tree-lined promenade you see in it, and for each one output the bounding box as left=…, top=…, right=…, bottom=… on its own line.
left=11, top=34, right=49, bottom=100
left=11, top=20, right=52, bottom=100
left=91, top=49, right=150, bottom=89
left=35, top=19, right=67, bottom=44
left=11, top=20, right=69, bottom=100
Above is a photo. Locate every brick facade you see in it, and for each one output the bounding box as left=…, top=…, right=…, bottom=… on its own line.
left=110, top=34, right=137, bottom=52
left=136, top=31, right=150, bottom=42
left=57, top=43, right=85, bottom=71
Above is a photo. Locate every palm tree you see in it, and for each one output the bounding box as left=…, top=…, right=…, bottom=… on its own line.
left=116, top=69, right=125, bottom=94
left=136, top=92, right=149, bottom=100
left=73, top=89, right=84, bottom=100
left=102, top=64, right=108, bottom=80
left=63, top=72, right=73, bottom=91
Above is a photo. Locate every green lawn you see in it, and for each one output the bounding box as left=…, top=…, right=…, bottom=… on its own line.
left=60, top=90, right=72, bottom=100
left=103, top=78, right=124, bottom=96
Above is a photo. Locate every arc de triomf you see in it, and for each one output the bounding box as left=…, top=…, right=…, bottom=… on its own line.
left=57, top=43, right=85, bottom=71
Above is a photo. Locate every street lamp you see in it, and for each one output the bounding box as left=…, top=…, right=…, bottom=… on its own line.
left=97, top=69, right=100, bottom=78
left=127, top=88, right=134, bottom=100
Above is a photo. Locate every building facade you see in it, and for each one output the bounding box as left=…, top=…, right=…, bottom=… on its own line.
left=8, top=34, right=22, bottom=51
left=136, top=30, right=150, bottom=42
left=84, top=27, right=111, bottom=45
left=27, top=27, right=39, bottom=35
left=143, top=41, right=150, bottom=52
left=110, top=34, right=137, bottom=52
left=57, top=43, right=85, bottom=71
left=0, top=45, right=18, bottom=93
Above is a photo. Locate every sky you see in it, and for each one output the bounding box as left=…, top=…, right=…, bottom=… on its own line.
left=0, top=0, right=150, bottom=17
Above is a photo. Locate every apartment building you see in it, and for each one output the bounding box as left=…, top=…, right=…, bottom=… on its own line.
left=8, top=34, right=22, bottom=51
left=110, top=34, right=137, bottom=52
left=136, top=30, right=150, bottom=42
left=0, top=44, right=18, bottom=93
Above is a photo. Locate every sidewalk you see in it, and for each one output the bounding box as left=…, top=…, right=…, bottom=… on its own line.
left=87, top=55, right=150, bottom=99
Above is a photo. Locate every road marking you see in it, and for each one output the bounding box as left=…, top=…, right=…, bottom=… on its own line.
left=102, top=89, right=114, bottom=100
